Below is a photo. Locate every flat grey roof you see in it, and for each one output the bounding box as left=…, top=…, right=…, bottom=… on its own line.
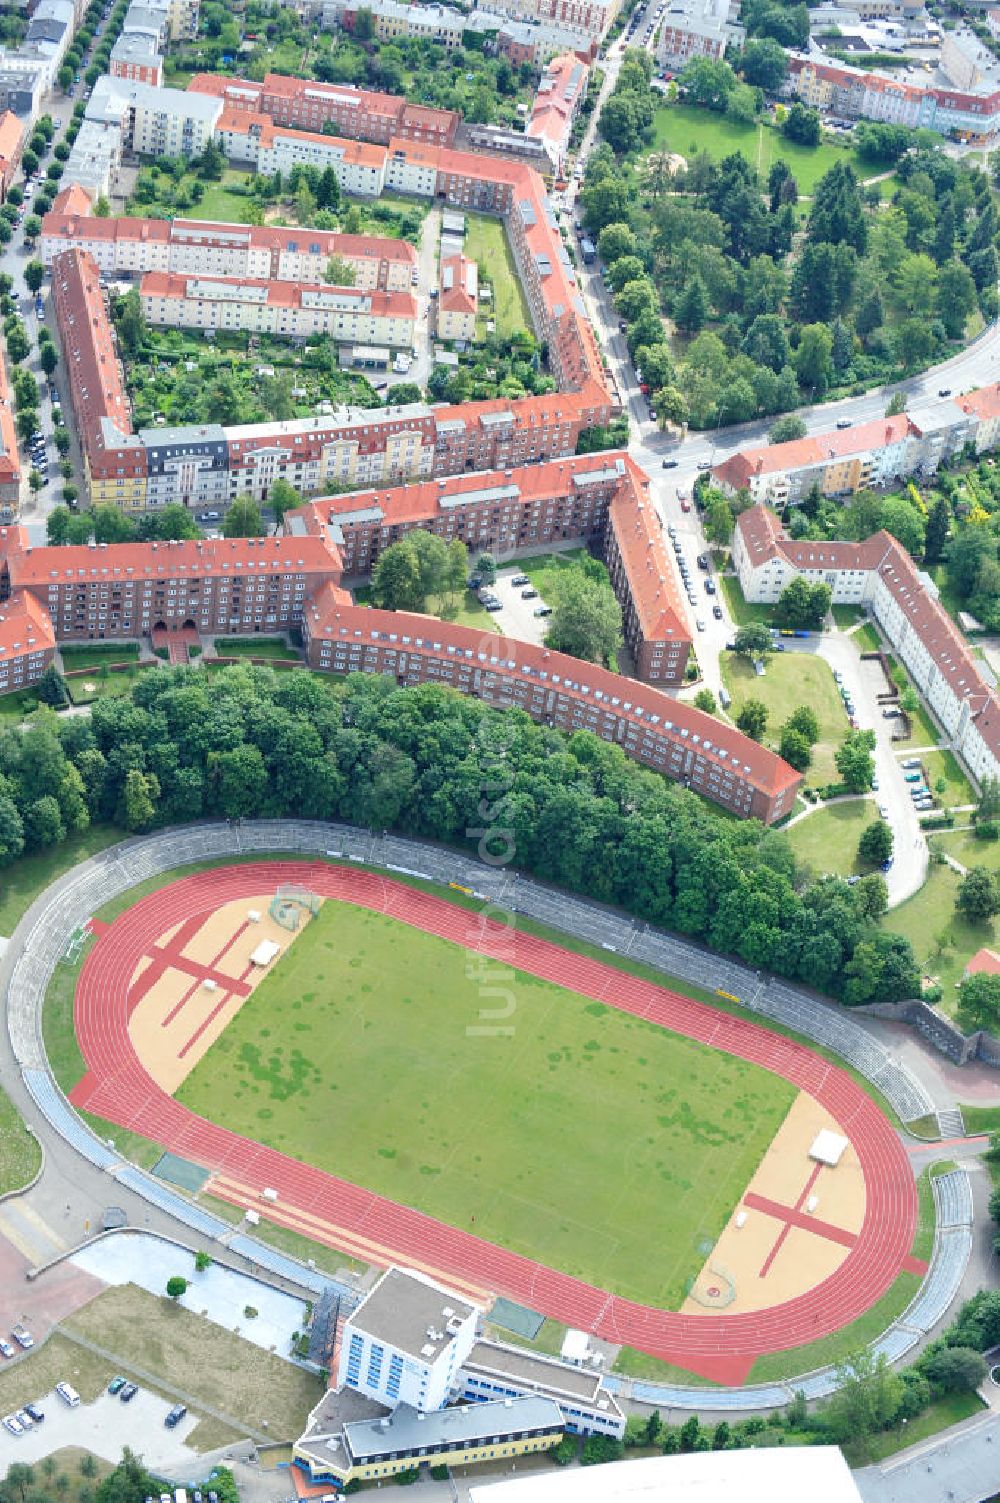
left=345, top=1397, right=563, bottom=1462
left=440, top=483, right=519, bottom=509
left=329, top=505, right=384, bottom=526
left=467, top=1340, right=601, bottom=1402
left=346, top=1268, right=476, bottom=1364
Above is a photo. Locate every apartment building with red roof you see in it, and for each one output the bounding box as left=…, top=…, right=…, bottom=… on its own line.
left=733, top=504, right=1000, bottom=785
left=186, top=72, right=459, bottom=147
left=288, top=452, right=692, bottom=685
left=41, top=207, right=418, bottom=292
left=138, top=271, right=418, bottom=348
left=526, top=53, right=589, bottom=174
left=437, top=253, right=478, bottom=342
left=787, top=52, right=1000, bottom=135
left=0, top=587, right=55, bottom=691
left=0, top=109, right=24, bottom=201
left=301, top=594, right=796, bottom=823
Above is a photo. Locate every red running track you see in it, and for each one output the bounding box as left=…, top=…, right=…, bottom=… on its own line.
left=71, top=862, right=919, bottom=1385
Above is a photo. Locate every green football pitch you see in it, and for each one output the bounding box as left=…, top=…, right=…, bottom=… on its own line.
left=176, top=902, right=796, bottom=1307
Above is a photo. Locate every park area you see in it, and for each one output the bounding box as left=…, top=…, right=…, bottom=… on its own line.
left=175, top=900, right=796, bottom=1310
left=883, top=861, right=997, bottom=1008
left=649, top=105, right=890, bottom=197
left=785, top=801, right=874, bottom=879
left=465, top=213, right=532, bottom=342
left=720, top=650, right=849, bottom=789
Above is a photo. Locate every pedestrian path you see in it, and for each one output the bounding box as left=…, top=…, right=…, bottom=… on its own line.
left=0, top=1199, right=64, bottom=1265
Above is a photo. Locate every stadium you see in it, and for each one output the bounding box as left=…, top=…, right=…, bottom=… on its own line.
left=53, top=846, right=937, bottom=1390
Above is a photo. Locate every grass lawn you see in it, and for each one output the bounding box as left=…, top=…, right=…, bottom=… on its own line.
left=214, top=637, right=299, bottom=660
left=649, top=105, right=881, bottom=194
left=59, top=644, right=140, bottom=670
left=912, top=1166, right=938, bottom=1264
left=63, top=1283, right=323, bottom=1449
left=719, top=573, right=773, bottom=628
left=896, top=701, right=943, bottom=750
left=852, top=621, right=883, bottom=655
left=746, top=1269, right=921, bottom=1384
left=176, top=901, right=796, bottom=1309
left=883, top=861, right=996, bottom=1008
left=959, top=1103, right=1000, bottom=1133
left=465, top=213, right=532, bottom=342
left=785, top=801, right=873, bottom=878
left=0, top=1082, right=41, bottom=1195
left=64, top=667, right=145, bottom=706
left=520, top=548, right=603, bottom=602
left=720, top=650, right=849, bottom=788
left=483, top=1317, right=568, bottom=1360
left=0, top=687, right=41, bottom=726
left=831, top=605, right=866, bottom=631
left=0, top=825, right=123, bottom=939
left=918, top=749, right=975, bottom=808
left=842, top=1392, right=986, bottom=1466
left=932, top=828, right=1000, bottom=874
left=353, top=586, right=500, bottom=631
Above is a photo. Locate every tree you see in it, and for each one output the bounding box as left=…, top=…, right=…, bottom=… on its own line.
left=778, top=726, right=811, bottom=771
left=23, top=215, right=41, bottom=243
left=476, top=552, right=497, bottom=585
left=323, top=255, right=356, bottom=287
left=740, top=37, right=788, bottom=92
left=937, top=260, right=977, bottom=340
left=859, top=819, right=893, bottom=866
left=194, top=1250, right=212, bottom=1273
left=28, top=469, right=42, bottom=495
left=681, top=56, right=737, bottom=111
left=783, top=101, right=820, bottom=146
left=775, top=577, right=830, bottom=631
left=40, top=343, right=58, bottom=376
left=957, top=866, right=1000, bottom=923
left=732, top=624, right=773, bottom=661
left=786, top=705, right=819, bottom=744
left=371, top=541, right=423, bottom=611
left=25, top=794, right=64, bottom=849
left=546, top=575, right=623, bottom=667
left=673, top=274, right=709, bottom=333
left=924, top=496, right=950, bottom=564
left=826, top=1351, right=904, bottom=1444
left=704, top=492, right=734, bottom=547
left=94, top=196, right=111, bottom=219
left=36, top=664, right=68, bottom=707
left=769, top=415, right=806, bottom=444
left=118, top=769, right=159, bottom=831
left=923, top=1346, right=987, bottom=1395
left=114, top=287, right=146, bottom=356
left=222, top=498, right=265, bottom=538
left=836, top=729, right=876, bottom=793
left=736, top=698, right=768, bottom=740
left=24, top=260, right=44, bottom=294
left=596, top=223, right=638, bottom=265
left=794, top=323, right=834, bottom=396
left=694, top=688, right=716, bottom=714
left=166, top=1276, right=188, bottom=1300
left=267, top=478, right=301, bottom=524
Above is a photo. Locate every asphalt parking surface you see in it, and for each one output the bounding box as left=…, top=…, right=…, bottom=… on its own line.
left=0, top=1386, right=199, bottom=1470
left=492, top=569, right=551, bottom=647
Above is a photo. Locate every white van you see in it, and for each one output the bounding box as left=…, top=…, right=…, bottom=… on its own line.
left=55, top=1382, right=80, bottom=1407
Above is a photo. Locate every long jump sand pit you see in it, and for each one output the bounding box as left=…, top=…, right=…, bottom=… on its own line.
left=682, top=1092, right=867, bottom=1317
left=126, top=895, right=320, bottom=1096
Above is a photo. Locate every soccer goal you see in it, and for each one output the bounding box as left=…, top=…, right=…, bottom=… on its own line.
left=269, top=885, right=321, bottom=931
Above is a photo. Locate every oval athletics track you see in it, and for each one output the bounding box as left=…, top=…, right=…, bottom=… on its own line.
left=71, top=861, right=919, bottom=1383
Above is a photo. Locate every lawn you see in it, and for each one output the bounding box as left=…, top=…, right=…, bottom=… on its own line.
left=64, top=666, right=146, bottom=706
left=63, top=1283, right=323, bottom=1449
left=59, top=644, right=140, bottom=671
left=520, top=548, right=606, bottom=603
left=918, top=748, right=975, bottom=808
left=354, top=585, right=500, bottom=631
left=785, top=800, right=874, bottom=878
left=831, top=604, right=866, bottom=631
left=128, top=166, right=254, bottom=225
left=0, top=825, right=123, bottom=938
left=176, top=901, right=796, bottom=1309
left=931, top=828, right=1000, bottom=874
left=0, top=687, right=41, bottom=726
left=720, top=650, right=849, bottom=788
left=464, top=213, right=532, bottom=342
left=0, top=1081, right=41, bottom=1195
left=649, top=105, right=882, bottom=195
left=841, top=1392, right=986, bottom=1467
left=214, top=637, right=299, bottom=660
left=719, top=573, right=773, bottom=627
left=883, top=861, right=996, bottom=1008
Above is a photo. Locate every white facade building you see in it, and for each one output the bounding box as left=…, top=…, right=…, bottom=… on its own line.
left=337, top=1268, right=479, bottom=1413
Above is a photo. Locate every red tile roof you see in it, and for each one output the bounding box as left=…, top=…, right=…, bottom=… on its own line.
left=715, top=415, right=915, bottom=488
left=0, top=589, right=54, bottom=662
left=967, top=947, right=1000, bottom=976
left=9, top=533, right=343, bottom=589
left=139, top=270, right=416, bottom=319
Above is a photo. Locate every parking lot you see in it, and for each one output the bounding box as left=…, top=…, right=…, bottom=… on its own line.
left=489, top=568, right=552, bottom=647
left=0, top=1384, right=200, bottom=1471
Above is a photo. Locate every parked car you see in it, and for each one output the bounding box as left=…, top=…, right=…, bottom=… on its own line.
left=905, top=772, right=922, bottom=783
left=661, top=458, right=678, bottom=468
left=23, top=1402, right=43, bottom=1423
left=667, top=524, right=676, bottom=537
left=697, top=554, right=709, bottom=570
left=901, top=757, right=921, bottom=769
left=12, top=1330, right=32, bottom=1350
left=482, top=599, right=502, bottom=612
left=836, top=418, right=852, bottom=429
left=108, top=1376, right=126, bottom=1395
left=704, top=579, right=716, bottom=594
left=712, top=604, right=723, bottom=619
left=696, top=460, right=711, bottom=471
left=2, top=1414, right=22, bottom=1435
left=119, top=1383, right=138, bottom=1403
left=15, top=1410, right=32, bottom=1429
left=938, top=387, right=952, bottom=397
left=55, top=1383, right=80, bottom=1407
left=165, top=1404, right=188, bottom=1429
left=197, top=510, right=220, bottom=522
left=882, top=707, right=900, bottom=718
left=534, top=605, right=552, bottom=617
left=510, top=574, right=529, bottom=587
left=520, top=587, right=538, bottom=599
left=0, top=1340, right=14, bottom=1359
left=695, top=618, right=705, bottom=632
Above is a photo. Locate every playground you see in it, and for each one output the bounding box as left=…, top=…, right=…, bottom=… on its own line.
left=67, top=861, right=922, bottom=1385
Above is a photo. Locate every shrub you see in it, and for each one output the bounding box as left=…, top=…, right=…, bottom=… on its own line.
left=976, top=821, right=999, bottom=841
left=393, top=1469, right=420, bottom=1486
left=550, top=1436, right=578, bottom=1466
left=429, top=1466, right=450, bottom=1482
